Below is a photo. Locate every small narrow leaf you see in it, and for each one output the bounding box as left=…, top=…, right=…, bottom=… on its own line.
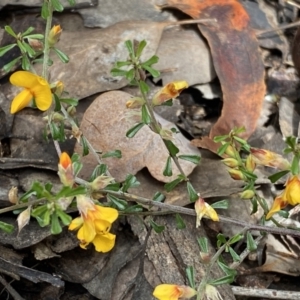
left=0, top=44, right=17, bottom=57
left=246, top=232, right=257, bottom=251
left=164, top=140, right=179, bottom=156
left=125, top=40, right=134, bottom=56
left=142, top=55, right=159, bottom=66
left=211, top=199, right=229, bottom=210
left=143, top=65, right=160, bottom=78
left=107, top=194, right=128, bottom=210
left=21, top=55, right=31, bottom=70
left=187, top=182, right=198, bottom=202
left=126, top=123, right=144, bottom=138
left=102, top=150, right=122, bottom=159
left=51, top=0, right=64, bottom=12
left=229, top=247, right=240, bottom=262
left=50, top=212, right=62, bottom=235
left=122, top=174, right=140, bottom=192
left=139, top=80, right=150, bottom=94
left=115, top=60, right=131, bottom=68
left=217, top=142, right=230, bottom=156
left=111, top=68, right=128, bottom=77
left=136, top=40, right=147, bottom=58
left=209, top=275, right=234, bottom=286
left=268, top=170, right=290, bottom=183
left=141, top=104, right=151, bottom=124
left=0, top=221, right=14, bottom=233
left=53, top=47, right=69, bottom=63
left=41, top=1, right=50, bottom=19
left=4, top=26, right=17, bottom=38
left=80, top=136, right=89, bottom=156
left=25, top=34, right=44, bottom=40
left=213, top=135, right=228, bottom=143
left=164, top=177, right=183, bottom=192
left=60, top=98, right=79, bottom=106
left=152, top=192, right=165, bottom=202
left=175, top=214, right=186, bottom=229
left=197, top=237, right=209, bottom=253
left=186, top=266, right=195, bottom=289
left=163, top=156, right=173, bottom=177
left=3, top=56, right=21, bottom=72
left=22, top=26, right=35, bottom=37
left=149, top=219, right=165, bottom=233
left=291, top=156, right=299, bottom=175
left=178, top=155, right=201, bottom=165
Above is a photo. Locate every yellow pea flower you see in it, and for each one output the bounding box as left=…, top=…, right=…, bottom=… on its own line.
left=152, top=81, right=188, bottom=106
left=69, top=195, right=118, bottom=252
left=10, top=71, right=52, bottom=114
left=266, top=175, right=300, bottom=219
left=250, top=148, right=290, bottom=170
left=195, top=197, right=219, bottom=227
left=153, top=284, right=196, bottom=300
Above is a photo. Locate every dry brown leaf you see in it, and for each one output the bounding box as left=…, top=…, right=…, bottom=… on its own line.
left=75, top=91, right=200, bottom=182
left=161, top=0, right=266, bottom=153
left=47, top=21, right=166, bottom=100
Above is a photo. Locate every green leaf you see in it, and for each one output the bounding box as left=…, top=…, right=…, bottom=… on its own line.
left=49, top=122, right=61, bottom=140
left=217, top=142, right=230, bottom=156
left=285, top=136, right=296, bottom=149
left=186, top=266, right=195, bottom=289
left=187, top=182, right=198, bottom=202
left=51, top=0, right=64, bottom=12
left=102, top=150, right=122, bottom=159
left=41, top=1, right=50, bottom=19
left=0, top=221, right=14, bottom=233
left=3, top=56, right=21, bottom=72
left=53, top=48, right=69, bottom=63
left=164, top=177, right=183, bottom=192
left=142, top=65, right=160, bottom=78
left=35, top=210, right=51, bottom=227
left=55, top=186, right=86, bottom=199
left=246, top=232, right=257, bottom=251
left=60, top=98, right=79, bottom=106
left=209, top=275, right=235, bottom=286
left=178, top=155, right=201, bottom=165
left=126, top=123, right=144, bottom=138
left=142, top=55, right=159, bottom=67
left=211, top=199, right=229, bottom=210
left=164, top=140, right=179, bottom=156
left=68, top=0, right=76, bottom=5
left=141, top=104, right=151, bottom=124
left=123, top=204, right=143, bottom=213
left=233, top=135, right=247, bottom=145
left=80, top=136, right=89, bottom=156
left=111, top=68, right=128, bottom=77
left=51, top=212, right=62, bottom=235
left=107, top=194, right=128, bottom=210
left=217, top=261, right=237, bottom=276
left=228, top=234, right=243, bottom=245
left=103, top=182, right=121, bottom=192
left=152, top=192, right=165, bottom=202
left=4, top=26, right=17, bottom=38
left=278, top=210, right=289, bottom=218
left=268, top=170, right=290, bottom=183
left=163, top=156, right=173, bottom=177
left=125, top=40, right=134, bottom=56
left=17, top=40, right=27, bottom=53
left=0, top=44, right=17, bottom=57
left=22, top=26, right=35, bottom=37
left=72, top=161, right=83, bottom=177
left=122, top=174, right=140, bottom=192
left=291, top=155, right=299, bottom=175
left=250, top=197, right=258, bottom=215
left=53, top=94, right=62, bottom=111
left=229, top=247, right=240, bottom=262
left=139, top=80, right=150, bottom=94
left=197, top=237, right=209, bottom=253
left=115, top=60, right=131, bottom=68
left=149, top=219, right=165, bottom=233
left=175, top=213, right=186, bottom=229
left=56, top=209, right=72, bottom=226
left=136, top=40, right=147, bottom=58
left=21, top=55, right=31, bottom=70
left=25, top=34, right=44, bottom=40
left=213, top=135, right=228, bottom=143
left=125, top=68, right=135, bottom=81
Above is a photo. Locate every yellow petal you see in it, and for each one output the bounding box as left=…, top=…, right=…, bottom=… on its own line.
left=205, top=204, right=219, bottom=222
left=94, top=205, right=118, bottom=223
left=77, top=218, right=96, bottom=244
left=10, top=71, right=39, bottom=88
left=94, top=219, right=111, bottom=234
left=266, top=196, right=287, bottom=220
left=93, top=232, right=116, bottom=252
left=153, top=284, right=183, bottom=300
left=68, top=216, right=83, bottom=230
left=10, top=89, right=33, bottom=114
left=31, top=77, right=52, bottom=111
left=285, top=176, right=300, bottom=205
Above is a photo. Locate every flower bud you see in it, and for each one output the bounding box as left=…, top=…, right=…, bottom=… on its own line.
left=27, top=38, right=44, bottom=51
left=17, top=206, right=31, bottom=234
left=228, top=169, right=246, bottom=181
left=126, top=97, right=144, bottom=108
left=48, top=25, right=62, bottom=47
left=8, top=186, right=18, bottom=204
left=245, top=154, right=256, bottom=172
left=152, top=81, right=188, bottom=106
left=58, top=152, right=74, bottom=187
left=52, top=81, right=64, bottom=97
left=159, top=128, right=173, bottom=141
left=223, top=143, right=236, bottom=158
left=222, top=158, right=239, bottom=168
left=91, top=175, right=114, bottom=191
left=240, top=189, right=255, bottom=199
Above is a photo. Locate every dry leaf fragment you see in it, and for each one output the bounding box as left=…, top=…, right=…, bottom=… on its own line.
left=161, top=0, right=266, bottom=153
left=75, top=91, right=200, bottom=182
